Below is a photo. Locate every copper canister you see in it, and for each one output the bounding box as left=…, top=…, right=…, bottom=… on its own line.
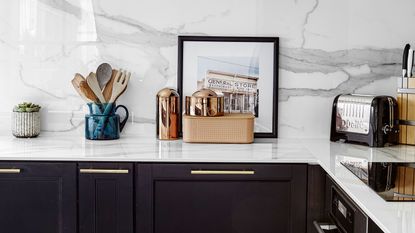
left=185, top=89, right=224, bottom=117
left=156, top=88, right=179, bottom=140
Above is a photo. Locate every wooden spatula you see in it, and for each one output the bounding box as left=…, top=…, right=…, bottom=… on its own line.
left=79, top=81, right=100, bottom=104
left=86, top=72, right=107, bottom=103
left=71, top=73, right=90, bottom=102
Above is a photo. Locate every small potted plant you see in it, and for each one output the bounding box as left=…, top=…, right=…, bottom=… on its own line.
left=12, top=102, right=41, bottom=138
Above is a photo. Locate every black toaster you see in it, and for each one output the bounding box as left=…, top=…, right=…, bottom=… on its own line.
left=330, top=94, right=399, bottom=147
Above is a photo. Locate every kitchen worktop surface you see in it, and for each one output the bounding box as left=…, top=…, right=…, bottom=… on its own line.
left=1, top=124, right=415, bottom=233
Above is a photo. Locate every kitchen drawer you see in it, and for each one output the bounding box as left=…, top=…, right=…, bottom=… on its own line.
left=137, top=163, right=307, bottom=233
left=151, top=163, right=295, bottom=179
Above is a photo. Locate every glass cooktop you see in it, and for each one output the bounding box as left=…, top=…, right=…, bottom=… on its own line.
left=341, top=160, right=415, bottom=201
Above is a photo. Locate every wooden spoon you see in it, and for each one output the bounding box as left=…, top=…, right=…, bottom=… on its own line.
left=96, top=63, right=112, bottom=90
left=86, top=72, right=107, bottom=103
left=102, top=69, right=119, bottom=102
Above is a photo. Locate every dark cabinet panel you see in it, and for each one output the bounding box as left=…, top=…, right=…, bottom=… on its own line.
left=0, top=162, right=76, bottom=233
left=368, top=219, right=384, bottom=233
left=78, top=163, right=134, bottom=233
left=137, top=163, right=307, bottom=233
left=154, top=180, right=291, bottom=233
left=307, top=165, right=329, bottom=233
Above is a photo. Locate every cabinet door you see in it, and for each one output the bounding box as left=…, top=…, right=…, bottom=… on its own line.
left=0, top=162, right=77, bottom=233
left=79, top=163, right=134, bottom=233
left=137, top=163, right=307, bottom=233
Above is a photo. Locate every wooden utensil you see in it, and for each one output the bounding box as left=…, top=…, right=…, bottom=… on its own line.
left=95, top=70, right=131, bottom=136
left=96, top=63, right=113, bottom=90
left=108, top=70, right=130, bottom=104
left=102, top=69, right=119, bottom=102
left=79, top=81, right=100, bottom=104
left=71, top=73, right=89, bottom=102
left=86, top=72, right=107, bottom=103
left=116, top=71, right=131, bottom=100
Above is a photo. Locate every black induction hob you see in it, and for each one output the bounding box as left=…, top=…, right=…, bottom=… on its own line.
left=341, top=161, right=415, bottom=201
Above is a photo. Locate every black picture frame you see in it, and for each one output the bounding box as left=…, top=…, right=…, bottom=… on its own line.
left=177, top=36, right=279, bottom=138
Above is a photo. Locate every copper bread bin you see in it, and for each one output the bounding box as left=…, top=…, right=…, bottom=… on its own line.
left=185, top=89, right=224, bottom=117
left=182, top=113, right=254, bottom=144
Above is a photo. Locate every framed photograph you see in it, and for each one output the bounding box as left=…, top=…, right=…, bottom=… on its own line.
left=178, top=36, right=279, bottom=138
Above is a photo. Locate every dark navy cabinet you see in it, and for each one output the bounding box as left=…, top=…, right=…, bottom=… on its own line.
left=0, top=162, right=77, bottom=233
left=78, top=163, right=134, bottom=233
left=0, top=161, right=384, bottom=233
left=136, top=163, right=308, bottom=233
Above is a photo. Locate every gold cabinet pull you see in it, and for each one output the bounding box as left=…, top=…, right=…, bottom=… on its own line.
left=0, top=169, right=21, bottom=174
left=79, top=169, right=129, bottom=174
left=191, top=170, right=255, bottom=175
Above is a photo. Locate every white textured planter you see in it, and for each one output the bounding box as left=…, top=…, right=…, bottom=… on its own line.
left=12, top=112, right=41, bottom=138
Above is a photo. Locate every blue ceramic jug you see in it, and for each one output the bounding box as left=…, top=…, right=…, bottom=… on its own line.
left=85, top=103, right=129, bottom=140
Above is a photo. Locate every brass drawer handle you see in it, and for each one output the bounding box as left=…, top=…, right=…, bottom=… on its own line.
left=0, top=169, right=21, bottom=174
left=191, top=170, right=255, bottom=175
left=79, top=169, right=129, bottom=174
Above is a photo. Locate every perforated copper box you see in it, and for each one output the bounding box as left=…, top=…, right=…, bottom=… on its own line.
left=182, top=113, right=254, bottom=144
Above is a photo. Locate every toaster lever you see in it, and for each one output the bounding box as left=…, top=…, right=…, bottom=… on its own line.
left=383, top=97, right=399, bottom=135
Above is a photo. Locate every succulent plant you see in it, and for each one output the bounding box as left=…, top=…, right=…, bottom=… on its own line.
left=13, top=102, right=41, bottom=112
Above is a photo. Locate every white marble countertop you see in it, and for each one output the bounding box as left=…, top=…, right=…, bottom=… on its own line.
left=1, top=125, right=415, bottom=233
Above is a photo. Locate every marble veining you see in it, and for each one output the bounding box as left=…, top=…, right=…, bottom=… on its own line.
left=300, top=0, right=320, bottom=48
left=279, top=48, right=400, bottom=100
left=0, top=0, right=413, bottom=138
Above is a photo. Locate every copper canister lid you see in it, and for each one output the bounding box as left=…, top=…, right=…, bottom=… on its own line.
left=192, top=88, right=219, bottom=98
left=157, top=88, right=179, bottom=98
left=185, top=88, right=224, bottom=117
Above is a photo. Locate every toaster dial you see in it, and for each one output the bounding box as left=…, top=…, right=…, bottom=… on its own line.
left=382, top=125, right=391, bottom=134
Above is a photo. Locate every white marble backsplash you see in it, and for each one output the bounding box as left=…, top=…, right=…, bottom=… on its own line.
left=0, top=0, right=413, bottom=138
